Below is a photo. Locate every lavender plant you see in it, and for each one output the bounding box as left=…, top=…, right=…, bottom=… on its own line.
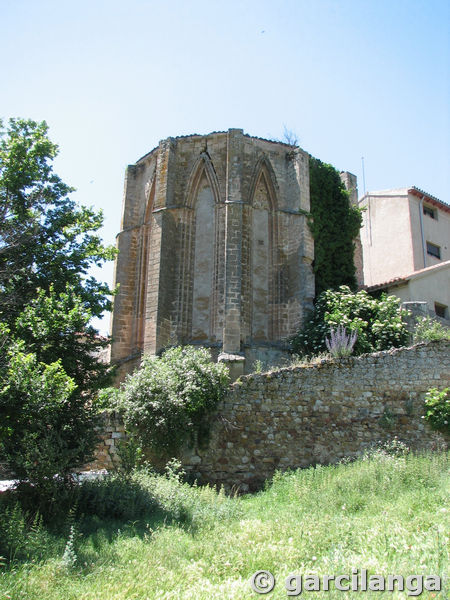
left=325, top=325, right=357, bottom=358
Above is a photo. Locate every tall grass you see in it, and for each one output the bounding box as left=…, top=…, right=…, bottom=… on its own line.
left=0, top=450, right=448, bottom=599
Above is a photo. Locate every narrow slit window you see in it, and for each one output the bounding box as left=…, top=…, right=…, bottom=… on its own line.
left=426, top=242, right=441, bottom=259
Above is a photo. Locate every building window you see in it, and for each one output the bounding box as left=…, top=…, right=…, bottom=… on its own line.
left=426, top=241, right=441, bottom=259
left=423, top=204, right=437, bottom=219
left=434, top=303, right=447, bottom=319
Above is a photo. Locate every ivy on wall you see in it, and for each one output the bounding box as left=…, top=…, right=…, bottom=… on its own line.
left=308, top=156, right=362, bottom=297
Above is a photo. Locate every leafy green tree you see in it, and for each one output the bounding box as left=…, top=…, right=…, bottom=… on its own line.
left=291, top=286, right=410, bottom=357
left=0, top=117, right=115, bottom=326
left=0, top=118, right=115, bottom=498
left=0, top=117, right=115, bottom=393
left=308, top=157, right=362, bottom=296
left=16, top=284, right=110, bottom=396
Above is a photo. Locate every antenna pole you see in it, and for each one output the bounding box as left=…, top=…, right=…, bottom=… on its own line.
left=361, top=156, right=366, bottom=196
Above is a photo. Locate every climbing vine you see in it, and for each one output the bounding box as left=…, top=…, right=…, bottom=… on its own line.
left=308, top=156, right=362, bottom=297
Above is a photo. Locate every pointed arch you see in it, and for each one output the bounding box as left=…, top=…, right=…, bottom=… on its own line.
left=180, top=153, right=222, bottom=342
left=143, top=173, right=156, bottom=224
left=134, top=177, right=156, bottom=349
left=249, top=156, right=279, bottom=211
left=249, top=157, right=279, bottom=341
left=185, top=152, right=221, bottom=208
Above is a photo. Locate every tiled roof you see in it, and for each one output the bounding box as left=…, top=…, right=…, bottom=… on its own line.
left=409, top=186, right=450, bottom=212
left=365, top=260, right=450, bottom=292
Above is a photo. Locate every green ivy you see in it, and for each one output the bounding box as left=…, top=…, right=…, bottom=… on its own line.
left=308, top=157, right=362, bottom=297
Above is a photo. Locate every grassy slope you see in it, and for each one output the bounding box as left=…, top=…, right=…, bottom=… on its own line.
left=1, top=451, right=448, bottom=599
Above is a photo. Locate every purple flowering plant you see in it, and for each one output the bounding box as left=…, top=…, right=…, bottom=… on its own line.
left=325, top=325, right=357, bottom=358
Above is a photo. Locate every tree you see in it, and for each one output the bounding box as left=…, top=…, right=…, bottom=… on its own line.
left=0, top=327, right=75, bottom=500
left=16, top=284, right=111, bottom=396
left=0, top=118, right=116, bottom=498
left=0, top=118, right=115, bottom=393
left=0, top=118, right=115, bottom=326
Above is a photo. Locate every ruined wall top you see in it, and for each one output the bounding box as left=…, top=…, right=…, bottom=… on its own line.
left=133, top=129, right=302, bottom=167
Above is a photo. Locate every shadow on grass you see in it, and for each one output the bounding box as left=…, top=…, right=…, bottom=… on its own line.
left=0, top=476, right=199, bottom=568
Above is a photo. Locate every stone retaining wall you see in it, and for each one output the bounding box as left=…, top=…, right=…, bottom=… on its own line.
left=90, top=341, right=449, bottom=489
left=89, top=411, right=125, bottom=471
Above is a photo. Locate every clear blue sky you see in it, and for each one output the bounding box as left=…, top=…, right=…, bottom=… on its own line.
left=2, top=0, right=449, bottom=332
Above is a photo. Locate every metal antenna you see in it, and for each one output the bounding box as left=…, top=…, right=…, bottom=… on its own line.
left=361, top=156, right=367, bottom=196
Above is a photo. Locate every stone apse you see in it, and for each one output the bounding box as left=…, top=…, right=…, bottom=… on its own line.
left=110, top=129, right=316, bottom=379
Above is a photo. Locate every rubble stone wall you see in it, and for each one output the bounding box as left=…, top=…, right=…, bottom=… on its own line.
left=89, top=341, right=449, bottom=489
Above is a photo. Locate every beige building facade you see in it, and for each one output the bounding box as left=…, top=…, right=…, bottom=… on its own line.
left=367, top=261, right=450, bottom=321
left=360, top=187, right=450, bottom=320
left=110, top=129, right=319, bottom=379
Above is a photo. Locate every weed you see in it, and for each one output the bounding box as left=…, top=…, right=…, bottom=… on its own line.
left=413, top=316, right=450, bottom=343
left=61, top=525, right=77, bottom=571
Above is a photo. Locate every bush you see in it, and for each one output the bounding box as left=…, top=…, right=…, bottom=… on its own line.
left=114, top=437, right=144, bottom=477
left=291, top=286, right=409, bottom=357
left=423, top=387, right=449, bottom=434
left=413, top=316, right=450, bottom=343
left=115, top=346, right=229, bottom=457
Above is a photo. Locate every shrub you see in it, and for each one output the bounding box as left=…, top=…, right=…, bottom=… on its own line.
left=413, top=316, right=450, bottom=343
left=423, top=387, right=449, bottom=434
left=114, top=437, right=145, bottom=477
left=291, top=286, right=409, bottom=357
left=115, top=346, right=229, bottom=457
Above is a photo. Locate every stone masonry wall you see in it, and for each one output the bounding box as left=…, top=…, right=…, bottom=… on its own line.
left=110, top=130, right=315, bottom=382
left=90, top=341, right=449, bottom=488
left=89, top=411, right=125, bottom=471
